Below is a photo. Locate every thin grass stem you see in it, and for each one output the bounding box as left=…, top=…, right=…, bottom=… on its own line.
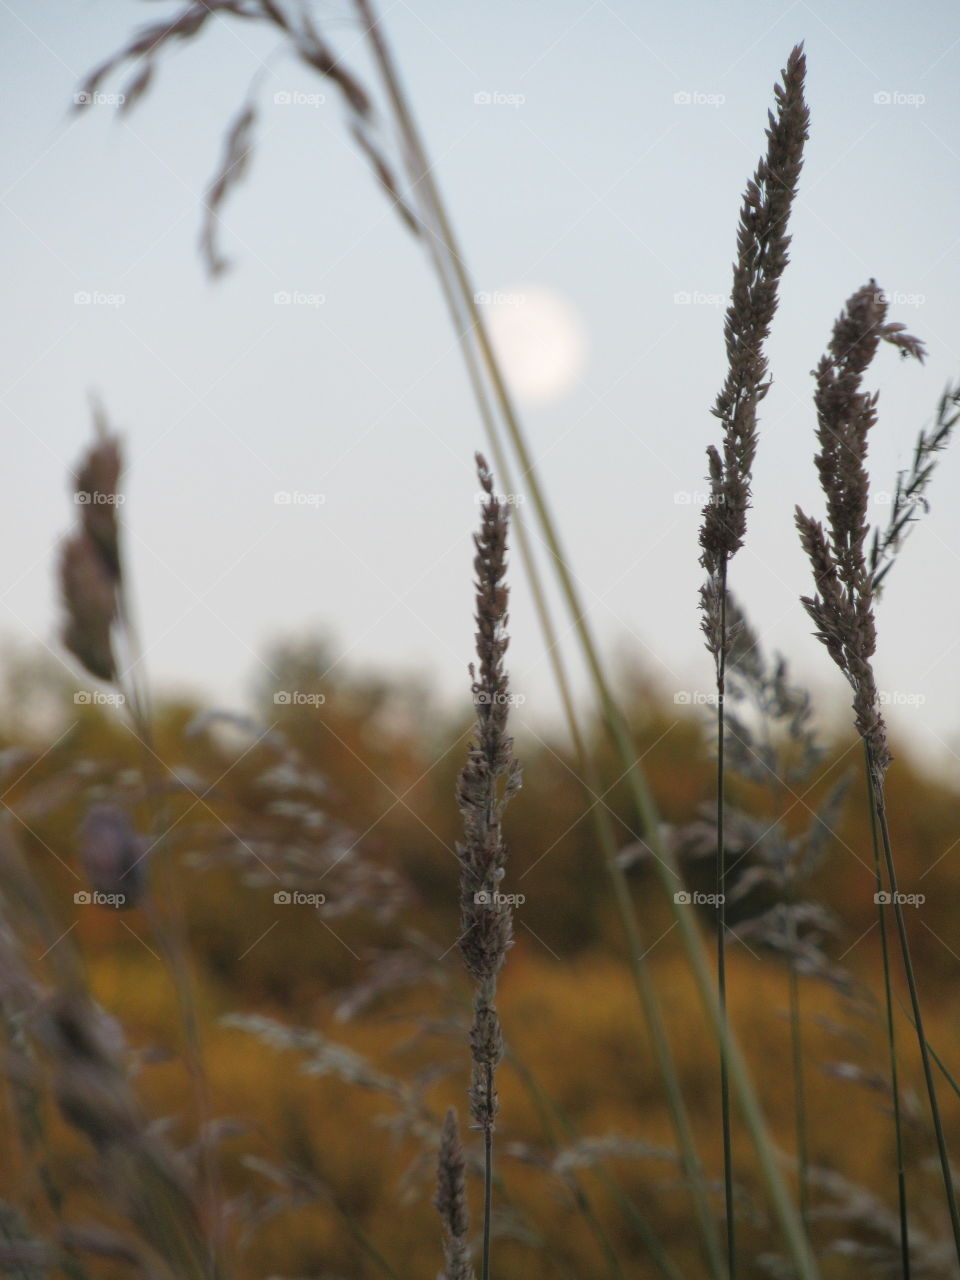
left=864, top=743, right=910, bottom=1277
left=715, top=559, right=736, bottom=1274
left=866, top=756, right=960, bottom=1262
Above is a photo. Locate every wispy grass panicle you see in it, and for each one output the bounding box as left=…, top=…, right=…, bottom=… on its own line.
left=795, top=281, right=925, bottom=777
left=870, top=379, right=960, bottom=594
left=59, top=534, right=118, bottom=683
left=699, top=42, right=809, bottom=578
left=457, top=453, right=521, bottom=1002
left=77, top=1, right=418, bottom=275
left=435, top=1109, right=476, bottom=1280
left=456, top=453, right=521, bottom=1280
left=58, top=428, right=125, bottom=683
left=796, top=282, right=960, bottom=1272
left=699, top=46, right=809, bottom=1274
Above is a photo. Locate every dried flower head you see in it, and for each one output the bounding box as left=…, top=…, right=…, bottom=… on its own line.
left=59, top=533, right=119, bottom=682
left=870, top=383, right=959, bottom=593
left=59, top=430, right=126, bottom=683
left=73, top=436, right=122, bottom=581
left=796, top=281, right=925, bottom=774
left=699, top=43, right=809, bottom=577
left=434, top=1108, right=475, bottom=1280
left=79, top=1, right=419, bottom=278
left=456, top=454, right=521, bottom=1132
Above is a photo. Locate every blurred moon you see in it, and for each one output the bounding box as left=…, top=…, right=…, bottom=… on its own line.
left=485, top=286, right=587, bottom=405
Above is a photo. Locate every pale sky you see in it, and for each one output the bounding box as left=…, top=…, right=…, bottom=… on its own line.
left=2, top=1, right=960, bottom=766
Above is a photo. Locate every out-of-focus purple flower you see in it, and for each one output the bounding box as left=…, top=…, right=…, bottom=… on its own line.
left=78, top=804, right=147, bottom=910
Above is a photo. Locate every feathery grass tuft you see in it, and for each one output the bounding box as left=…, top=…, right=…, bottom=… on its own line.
left=435, top=1109, right=476, bottom=1280
left=456, top=454, right=521, bottom=1280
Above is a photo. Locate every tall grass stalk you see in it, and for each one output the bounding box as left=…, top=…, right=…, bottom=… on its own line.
left=855, top=380, right=960, bottom=1273
left=870, top=764, right=960, bottom=1261
left=787, top=938, right=809, bottom=1224
left=352, top=6, right=818, bottom=1274
left=61, top=428, right=225, bottom=1275
left=796, top=280, right=960, bottom=1268
left=455, top=456, right=523, bottom=1280
left=698, top=45, right=809, bottom=1273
